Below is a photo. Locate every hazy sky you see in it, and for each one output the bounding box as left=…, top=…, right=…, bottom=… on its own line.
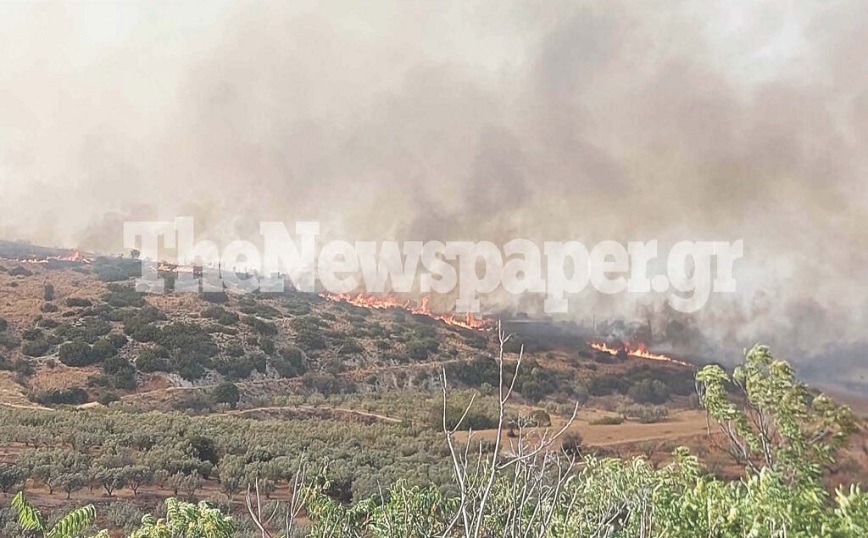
left=0, top=1, right=866, bottom=365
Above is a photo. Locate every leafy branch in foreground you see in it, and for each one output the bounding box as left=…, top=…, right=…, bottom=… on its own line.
left=696, top=344, right=857, bottom=483
left=11, top=491, right=108, bottom=538
left=128, top=498, right=235, bottom=538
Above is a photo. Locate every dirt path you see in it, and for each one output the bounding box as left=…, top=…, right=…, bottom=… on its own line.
left=226, top=404, right=402, bottom=423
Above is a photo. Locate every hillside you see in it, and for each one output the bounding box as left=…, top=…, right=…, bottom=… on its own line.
left=0, top=255, right=699, bottom=414
left=1, top=254, right=867, bottom=536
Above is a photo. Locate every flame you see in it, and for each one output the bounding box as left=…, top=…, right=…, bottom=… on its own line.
left=588, top=340, right=691, bottom=367
left=323, top=293, right=491, bottom=330
left=9, top=250, right=92, bottom=264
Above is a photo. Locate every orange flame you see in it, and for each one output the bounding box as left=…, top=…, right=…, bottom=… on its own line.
left=588, top=341, right=691, bottom=367
left=323, top=293, right=491, bottom=331
left=11, top=250, right=92, bottom=265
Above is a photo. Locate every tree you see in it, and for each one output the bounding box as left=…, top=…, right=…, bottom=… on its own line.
left=0, top=461, right=25, bottom=493
left=218, top=456, right=246, bottom=498
left=180, top=473, right=202, bottom=500
left=94, top=468, right=126, bottom=497
left=213, top=381, right=240, bottom=409
left=56, top=472, right=86, bottom=500
left=124, top=465, right=154, bottom=496
left=697, top=344, right=857, bottom=482
left=187, top=435, right=219, bottom=466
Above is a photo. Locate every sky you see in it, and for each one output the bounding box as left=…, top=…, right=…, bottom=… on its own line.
left=0, top=1, right=866, bottom=372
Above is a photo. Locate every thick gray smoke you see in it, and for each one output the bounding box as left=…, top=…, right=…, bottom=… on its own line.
left=0, top=2, right=866, bottom=378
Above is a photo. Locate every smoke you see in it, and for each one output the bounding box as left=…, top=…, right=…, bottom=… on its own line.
left=1, top=1, right=867, bottom=375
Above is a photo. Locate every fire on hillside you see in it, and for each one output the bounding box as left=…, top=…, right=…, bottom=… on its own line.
left=2, top=250, right=93, bottom=265
left=322, top=293, right=492, bottom=331
left=588, top=340, right=692, bottom=368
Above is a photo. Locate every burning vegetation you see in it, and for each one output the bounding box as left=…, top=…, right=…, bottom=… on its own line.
left=588, top=341, right=692, bottom=368
left=322, top=293, right=492, bottom=331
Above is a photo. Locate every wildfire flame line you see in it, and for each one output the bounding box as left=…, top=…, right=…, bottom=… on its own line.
left=322, top=293, right=491, bottom=331
left=8, top=251, right=92, bottom=265
left=588, top=341, right=691, bottom=367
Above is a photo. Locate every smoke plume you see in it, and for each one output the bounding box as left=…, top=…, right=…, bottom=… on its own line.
left=1, top=2, right=866, bottom=377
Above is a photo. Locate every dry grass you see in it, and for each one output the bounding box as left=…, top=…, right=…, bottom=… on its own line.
left=455, top=409, right=710, bottom=448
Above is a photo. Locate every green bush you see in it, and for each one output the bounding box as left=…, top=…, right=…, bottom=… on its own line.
left=628, top=379, right=670, bottom=405
left=21, top=339, right=50, bottom=357
left=64, top=297, right=93, bottom=308
left=295, top=327, right=326, bottom=352
left=435, top=402, right=498, bottom=431
left=590, top=414, right=625, bottom=425
left=136, top=348, right=171, bottom=373
left=212, top=382, right=240, bottom=409
left=201, top=306, right=239, bottom=325
left=155, top=323, right=218, bottom=379
left=619, top=403, right=669, bottom=423
left=32, top=387, right=89, bottom=406
left=407, top=338, right=439, bottom=360
left=103, top=283, right=146, bottom=308
left=92, top=256, right=142, bottom=282
left=243, top=315, right=278, bottom=336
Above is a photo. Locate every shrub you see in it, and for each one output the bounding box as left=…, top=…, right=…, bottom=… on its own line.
left=22, top=328, right=43, bottom=341
left=338, top=338, right=364, bottom=356
left=40, top=302, right=58, bottom=313
left=136, top=348, right=171, bottom=373
left=561, top=432, right=583, bottom=457
left=97, top=391, right=120, bottom=406
left=436, top=402, right=498, bottom=431
left=619, top=403, right=669, bottom=423
left=302, top=372, right=346, bottom=395
left=8, top=265, right=32, bottom=277
left=259, top=337, right=276, bottom=355
left=92, top=256, right=142, bottom=282
left=590, top=415, right=625, bottom=425
left=528, top=409, right=552, bottom=427
left=157, top=321, right=217, bottom=354
left=201, top=306, right=239, bottom=326
left=107, top=332, right=129, bottom=349
left=36, top=318, right=60, bottom=329
left=58, top=339, right=98, bottom=366
left=90, top=337, right=119, bottom=361
left=33, top=387, right=89, bottom=406
left=407, top=338, right=439, bottom=360
left=102, top=354, right=132, bottom=375
left=21, top=339, right=50, bottom=357
left=628, top=379, right=670, bottom=405
left=243, top=316, right=278, bottom=336
left=65, top=297, right=93, bottom=308
left=270, top=346, right=306, bottom=378
left=295, top=328, right=326, bottom=352
left=213, top=382, right=240, bottom=409
left=0, top=331, right=20, bottom=349
left=103, top=284, right=146, bottom=308
left=213, top=355, right=263, bottom=380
